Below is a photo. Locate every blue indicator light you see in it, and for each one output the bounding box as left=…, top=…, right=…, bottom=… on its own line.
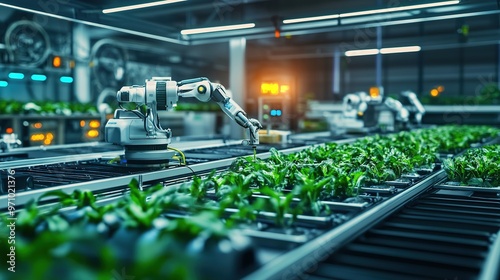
left=270, top=110, right=276, bottom=116
left=60, top=76, right=74, bottom=83
left=8, top=73, right=24, bottom=79
left=276, top=110, right=282, bottom=116
left=31, top=74, right=47, bottom=81
left=0, top=81, right=8, bottom=87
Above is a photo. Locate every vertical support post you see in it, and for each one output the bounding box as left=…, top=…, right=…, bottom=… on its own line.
left=332, top=48, right=341, bottom=96
left=229, top=37, right=246, bottom=139
left=459, top=46, right=464, bottom=96
left=375, top=26, right=383, bottom=88
left=73, top=23, right=91, bottom=103
left=497, top=43, right=500, bottom=89
left=418, top=23, right=424, bottom=96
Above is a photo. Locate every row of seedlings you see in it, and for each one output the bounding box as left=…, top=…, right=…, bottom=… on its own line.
left=2, top=125, right=499, bottom=279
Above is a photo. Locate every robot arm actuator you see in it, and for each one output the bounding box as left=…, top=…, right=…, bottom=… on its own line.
left=177, top=77, right=262, bottom=145
left=400, top=91, right=425, bottom=125
left=384, top=97, right=410, bottom=123
left=106, top=77, right=261, bottom=164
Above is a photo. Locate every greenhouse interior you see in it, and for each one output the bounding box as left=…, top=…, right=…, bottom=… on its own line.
left=1, top=0, right=500, bottom=279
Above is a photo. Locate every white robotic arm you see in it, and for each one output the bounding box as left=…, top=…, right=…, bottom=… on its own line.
left=176, top=77, right=262, bottom=145
left=400, top=91, right=425, bottom=125
left=105, top=77, right=261, bottom=164
left=384, top=97, right=410, bottom=123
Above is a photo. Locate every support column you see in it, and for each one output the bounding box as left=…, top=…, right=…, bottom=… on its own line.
left=73, top=23, right=91, bottom=103
left=418, top=23, right=424, bottom=96
left=229, top=37, right=246, bottom=139
left=375, top=26, right=383, bottom=88
left=332, top=48, right=341, bottom=96
left=497, top=43, right=500, bottom=89
left=459, top=45, right=464, bottom=96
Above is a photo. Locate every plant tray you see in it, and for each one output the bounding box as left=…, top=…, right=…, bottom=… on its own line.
left=224, top=208, right=333, bottom=228
left=251, top=194, right=370, bottom=212
left=414, top=167, right=436, bottom=175
left=401, top=173, right=424, bottom=181
left=385, top=179, right=412, bottom=187
left=320, top=200, right=369, bottom=211
left=239, top=227, right=318, bottom=250
left=360, top=185, right=397, bottom=194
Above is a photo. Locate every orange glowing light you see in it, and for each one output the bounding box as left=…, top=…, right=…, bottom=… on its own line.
left=369, top=87, right=380, bottom=98
left=430, top=89, right=439, bottom=97
left=261, top=82, right=280, bottom=95
left=437, top=85, right=445, bottom=92
left=5, top=128, right=13, bottom=134
left=31, top=132, right=54, bottom=142
left=30, top=133, right=45, bottom=141
left=89, top=120, right=100, bottom=128
left=274, top=29, right=281, bottom=38
left=80, top=120, right=86, bottom=127
left=52, top=56, right=62, bottom=68
left=87, top=129, right=99, bottom=138
left=33, top=122, right=42, bottom=129
left=280, top=84, right=290, bottom=94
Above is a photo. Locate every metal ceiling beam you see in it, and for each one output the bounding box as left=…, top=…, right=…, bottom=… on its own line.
left=187, top=6, right=500, bottom=45
left=0, top=1, right=188, bottom=45
left=0, top=0, right=497, bottom=47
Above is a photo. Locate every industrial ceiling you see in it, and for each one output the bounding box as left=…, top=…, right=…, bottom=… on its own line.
left=0, top=0, right=499, bottom=67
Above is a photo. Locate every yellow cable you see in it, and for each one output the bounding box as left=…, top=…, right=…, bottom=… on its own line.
left=168, top=146, right=186, bottom=165
left=172, top=156, right=182, bottom=165
left=107, top=156, right=120, bottom=164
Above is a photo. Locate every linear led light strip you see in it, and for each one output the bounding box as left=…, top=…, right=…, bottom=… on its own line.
left=181, top=23, right=256, bottom=35
left=0, top=3, right=186, bottom=45
left=345, top=46, right=421, bottom=57
left=102, top=0, right=186, bottom=14
left=283, top=0, right=460, bottom=24
left=179, top=0, right=459, bottom=34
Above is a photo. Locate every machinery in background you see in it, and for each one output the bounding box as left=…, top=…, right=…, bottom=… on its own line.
left=0, top=115, right=102, bottom=149
left=90, top=39, right=128, bottom=93
left=0, top=133, right=22, bottom=152
left=339, top=88, right=383, bottom=133
left=258, top=81, right=291, bottom=131
left=335, top=87, right=425, bottom=134
left=256, top=80, right=293, bottom=143
left=400, top=90, right=426, bottom=126
left=105, top=77, right=262, bottom=164
left=4, top=20, right=51, bottom=68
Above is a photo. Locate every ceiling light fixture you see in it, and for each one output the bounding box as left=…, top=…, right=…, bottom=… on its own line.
left=340, top=0, right=460, bottom=17
left=345, top=49, right=379, bottom=57
left=181, top=23, right=256, bottom=35
left=0, top=3, right=186, bottom=45
left=102, top=0, right=186, bottom=14
left=380, top=46, right=421, bottom=54
left=283, top=14, right=340, bottom=24
left=283, top=0, right=460, bottom=24
left=345, top=45, right=421, bottom=57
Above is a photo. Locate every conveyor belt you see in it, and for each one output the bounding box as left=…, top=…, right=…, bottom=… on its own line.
left=0, top=142, right=123, bottom=162
left=0, top=143, right=305, bottom=193
left=243, top=170, right=500, bottom=280
left=1, top=160, right=158, bottom=192
left=5, top=135, right=499, bottom=279
left=0, top=142, right=314, bottom=208
left=299, top=188, right=500, bottom=280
